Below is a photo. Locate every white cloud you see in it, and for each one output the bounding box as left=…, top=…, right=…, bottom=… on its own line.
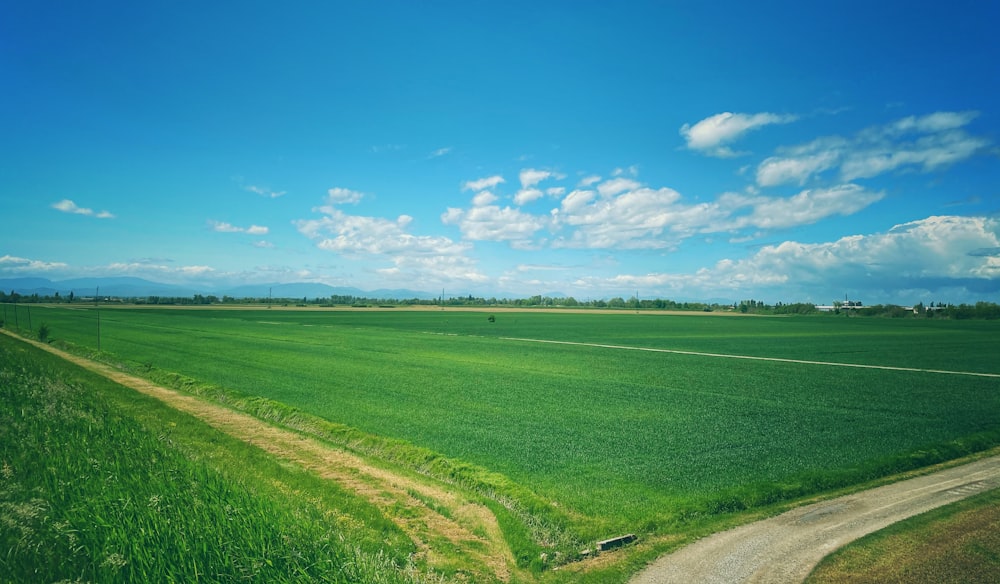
left=210, top=221, right=269, bottom=235
left=429, top=146, right=453, bottom=158
left=100, top=261, right=217, bottom=281
left=578, top=175, right=602, bottom=187
left=253, top=240, right=275, bottom=249
left=756, top=111, right=989, bottom=186
left=0, top=254, right=69, bottom=273
left=724, top=215, right=1000, bottom=290
left=463, top=175, right=505, bottom=192
left=327, top=187, right=366, bottom=204
left=245, top=185, right=286, bottom=198
left=597, top=177, right=641, bottom=198
left=471, top=191, right=498, bottom=206
left=296, top=204, right=486, bottom=285
left=681, top=112, right=798, bottom=157
left=448, top=169, right=883, bottom=252
left=577, top=215, right=1000, bottom=301
left=178, top=265, right=216, bottom=275
left=840, top=129, right=989, bottom=181
left=719, top=184, right=885, bottom=231
left=889, top=111, right=978, bottom=134
left=520, top=168, right=553, bottom=188
left=559, top=189, right=596, bottom=214
left=514, top=188, right=545, bottom=205
left=441, top=204, right=549, bottom=244
left=299, top=209, right=464, bottom=257
left=756, top=150, right=840, bottom=187
left=612, top=165, right=639, bottom=177
left=210, top=221, right=242, bottom=233
left=51, top=199, right=116, bottom=219
left=555, top=186, right=685, bottom=249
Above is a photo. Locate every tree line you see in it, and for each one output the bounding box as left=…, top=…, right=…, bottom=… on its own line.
left=2, top=289, right=998, bottom=319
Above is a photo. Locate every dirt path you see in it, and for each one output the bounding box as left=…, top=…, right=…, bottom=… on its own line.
left=2, top=330, right=515, bottom=582
left=629, top=454, right=1000, bottom=584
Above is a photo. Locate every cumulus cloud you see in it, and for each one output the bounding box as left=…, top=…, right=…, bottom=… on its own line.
left=513, top=168, right=565, bottom=205
left=717, top=184, right=885, bottom=231
left=446, top=168, right=883, bottom=251
left=681, top=112, right=798, bottom=157
left=576, top=215, right=1000, bottom=300
left=597, top=177, right=641, bottom=198
left=756, top=111, right=989, bottom=186
left=559, top=189, right=597, bottom=214
left=520, top=168, right=553, bottom=188
left=327, top=187, right=366, bottom=204
left=0, top=254, right=69, bottom=273
left=296, top=203, right=487, bottom=285
left=441, top=204, right=549, bottom=245
left=51, top=199, right=115, bottom=219
left=554, top=186, right=685, bottom=249
left=756, top=150, right=841, bottom=187
left=513, top=188, right=545, bottom=205
left=472, top=191, right=498, bottom=206
left=724, top=215, right=1000, bottom=290
left=463, top=175, right=505, bottom=192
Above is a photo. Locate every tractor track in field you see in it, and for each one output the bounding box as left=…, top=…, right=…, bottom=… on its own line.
left=501, top=337, right=1000, bottom=378
left=2, top=329, right=516, bottom=583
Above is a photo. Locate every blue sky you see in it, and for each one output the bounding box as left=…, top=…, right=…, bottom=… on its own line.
left=2, top=1, right=999, bottom=303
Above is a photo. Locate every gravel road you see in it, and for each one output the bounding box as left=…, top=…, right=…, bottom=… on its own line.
left=630, top=455, right=1000, bottom=584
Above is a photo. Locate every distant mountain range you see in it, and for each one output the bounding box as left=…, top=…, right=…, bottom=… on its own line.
left=0, top=277, right=440, bottom=301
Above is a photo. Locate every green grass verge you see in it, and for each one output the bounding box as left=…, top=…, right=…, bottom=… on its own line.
left=0, top=333, right=432, bottom=584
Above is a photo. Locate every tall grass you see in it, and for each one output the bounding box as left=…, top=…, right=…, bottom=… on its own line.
left=0, top=336, right=431, bottom=584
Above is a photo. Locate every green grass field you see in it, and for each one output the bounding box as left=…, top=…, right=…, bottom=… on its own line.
left=13, top=306, right=1000, bottom=550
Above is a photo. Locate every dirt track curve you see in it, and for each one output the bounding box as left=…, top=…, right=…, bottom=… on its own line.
left=630, top=454, right=1000, bottom=584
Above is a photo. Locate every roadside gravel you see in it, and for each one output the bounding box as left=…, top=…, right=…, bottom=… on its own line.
left=630, top=455, right=1000, bottom=584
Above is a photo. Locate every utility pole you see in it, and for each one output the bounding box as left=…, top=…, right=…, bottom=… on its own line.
left=96, top=287, right=101, bottom=351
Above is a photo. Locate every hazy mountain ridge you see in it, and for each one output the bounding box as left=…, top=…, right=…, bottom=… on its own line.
left=0, top=277, right=439, bottom=301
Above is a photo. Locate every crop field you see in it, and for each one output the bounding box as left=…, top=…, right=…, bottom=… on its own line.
left=12, top=306, right=1000, bottom=555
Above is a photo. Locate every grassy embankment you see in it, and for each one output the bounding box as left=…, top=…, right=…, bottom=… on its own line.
left=12, top=306, right=1000, bottom=579
left=0, top=332, right=434, bottom=584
